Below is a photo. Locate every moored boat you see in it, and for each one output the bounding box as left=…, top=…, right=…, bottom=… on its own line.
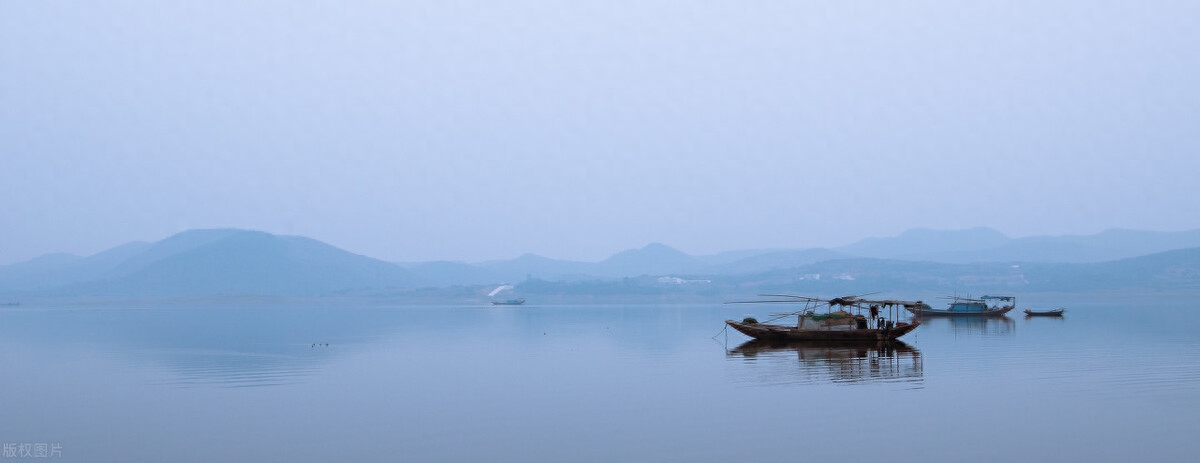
left=490, top=298, right=526, bottom=305
left=1024, top=308, right=1065, bottom=316
left=725, top=294, right=924, bottom=343
left=907, top=295, right=1015, bottom=317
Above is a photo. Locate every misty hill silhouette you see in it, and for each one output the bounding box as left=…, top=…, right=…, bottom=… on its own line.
left=837, top=227, right=1010, bottom=259
left=3, top=227, right=1200, bottom=300
left=600, top=242, right=697, bottom=275
left=1, top=229, right=415, bottom=297
left=834, top=227, right=1200, bottom=263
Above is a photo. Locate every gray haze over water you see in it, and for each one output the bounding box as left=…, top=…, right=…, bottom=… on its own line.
left=4, top=1, right=1199, bottom=264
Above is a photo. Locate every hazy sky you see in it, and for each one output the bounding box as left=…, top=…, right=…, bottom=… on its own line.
left=3, top=1, right=1199, bottom=264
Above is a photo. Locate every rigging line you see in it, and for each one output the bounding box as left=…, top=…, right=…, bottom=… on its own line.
left=760, top=302, right=826, bottom=324
left=762, top=313, right=799, bottom=324
left=710, top=324, right=730, bottom=350
left=711, top=324, right=729, bottom=342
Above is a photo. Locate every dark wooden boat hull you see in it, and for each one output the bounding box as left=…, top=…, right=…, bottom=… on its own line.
left=725, top=320, right=919, bottom=343
left=1024, top=309, right=1064, bottom=316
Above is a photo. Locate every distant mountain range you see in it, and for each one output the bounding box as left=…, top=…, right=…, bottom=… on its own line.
left=0, top=229, right=415, bottom=298
left=835, top=227, right=1200, bottom=263
left=2, top=227, right=1199, bottom=301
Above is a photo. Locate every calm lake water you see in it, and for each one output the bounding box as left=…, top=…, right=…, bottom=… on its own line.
left=2, top=300, right=1199, bottom=462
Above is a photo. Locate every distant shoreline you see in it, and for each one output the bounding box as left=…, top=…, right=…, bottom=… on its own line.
left=4, top=287, right=1197, bottom=309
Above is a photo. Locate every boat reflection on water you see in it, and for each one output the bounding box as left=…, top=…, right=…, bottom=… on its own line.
left=924, top=315, right=1016, bottom=337
left=727, top=340, right=923, bottom=386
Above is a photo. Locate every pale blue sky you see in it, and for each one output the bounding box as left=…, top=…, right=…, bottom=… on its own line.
left=3, top=1, right=1199, bottom=264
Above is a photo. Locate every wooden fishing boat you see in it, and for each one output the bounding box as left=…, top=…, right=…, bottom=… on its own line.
left=1024, top=308, right=1065, bottom=316
left=726, top=318, right=919, bottom=342
left=490, top=298, right=526, bottom=305
left=907, top=295, right=1015, bottom=317
left=725, top=294, right=923, bottom=343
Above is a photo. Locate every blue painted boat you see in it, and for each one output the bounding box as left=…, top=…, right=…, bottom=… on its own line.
left=906, top=295, right=1015, bottom=317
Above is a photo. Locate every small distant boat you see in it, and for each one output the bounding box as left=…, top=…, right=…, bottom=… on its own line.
left=0, top=302, right=19, bottom=307
left=907, top=295, right=1015, bottom=317
left=725, top=294, right=923, bottom=343
left=1024, top=308, right=1065, bottom=317
left=491, top=298, right=526, bottom=305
